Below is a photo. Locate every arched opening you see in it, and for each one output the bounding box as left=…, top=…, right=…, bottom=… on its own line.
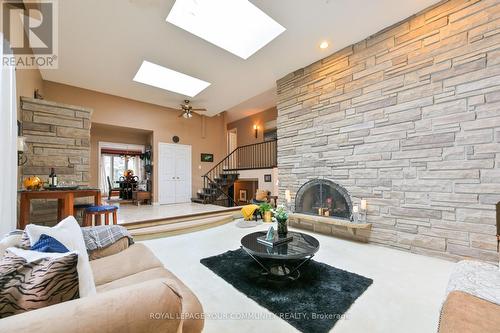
left=295, top=179, right=352, bottom=220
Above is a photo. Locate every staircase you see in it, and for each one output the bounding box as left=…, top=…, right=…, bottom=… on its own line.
left=192, top=139, right=277, bottom=207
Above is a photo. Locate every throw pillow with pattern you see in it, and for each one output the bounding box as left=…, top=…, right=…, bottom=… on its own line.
left=0, top=249, right=79, bottom=318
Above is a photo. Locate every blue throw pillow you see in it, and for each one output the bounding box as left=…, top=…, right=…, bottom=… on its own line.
left=30, top=234, right=69, bottom=253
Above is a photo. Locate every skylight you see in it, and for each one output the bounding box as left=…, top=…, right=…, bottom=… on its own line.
left=133, top=60, right=210, bottom=97
left=166, top=0, right=286, bottom=59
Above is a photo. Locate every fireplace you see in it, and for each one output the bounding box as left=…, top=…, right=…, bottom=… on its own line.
left=295, top=179, right=352, bottom=220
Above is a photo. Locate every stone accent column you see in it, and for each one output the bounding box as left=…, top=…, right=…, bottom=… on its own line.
left=20, top=97, right=92, bottom=226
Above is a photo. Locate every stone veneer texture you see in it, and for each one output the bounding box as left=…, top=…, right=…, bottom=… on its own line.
left=21, top=97, right=92, bottom=225
left=276, top=0, right=500, bottom=262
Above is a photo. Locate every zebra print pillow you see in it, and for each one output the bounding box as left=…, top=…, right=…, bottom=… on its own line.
left=0, top=249, right=79, bottom=318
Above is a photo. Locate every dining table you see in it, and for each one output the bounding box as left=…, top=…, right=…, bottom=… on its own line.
left=18, top=187, right=102, bottom=229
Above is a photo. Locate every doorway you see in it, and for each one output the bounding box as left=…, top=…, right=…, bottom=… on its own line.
left=228, top=128, right=237, bottom=154
left=158, top=143, right=192, bottom=205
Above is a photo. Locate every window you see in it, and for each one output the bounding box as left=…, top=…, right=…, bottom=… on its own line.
left=99, top=143, right=145, bottom=193
left=103, top=154, right=142, bottom=186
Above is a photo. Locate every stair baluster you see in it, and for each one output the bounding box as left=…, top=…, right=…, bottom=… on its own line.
left=192, top=139, right=277, bottom=207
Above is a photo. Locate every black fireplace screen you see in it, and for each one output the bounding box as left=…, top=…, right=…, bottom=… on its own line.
left=295, top=179, right=352, bottom=220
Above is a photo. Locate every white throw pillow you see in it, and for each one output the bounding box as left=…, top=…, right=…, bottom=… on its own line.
left=25, top=216, right=96, bottom=297
left=7, top=246, right=78, bottom=262
left=0, top=233, right=22, bottom=259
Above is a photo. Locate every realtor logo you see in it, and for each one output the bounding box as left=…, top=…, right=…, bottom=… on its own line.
left=1, top=0, right=58, bottom=69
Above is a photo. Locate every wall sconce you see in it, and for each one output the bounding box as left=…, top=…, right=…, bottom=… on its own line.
left=253, top=124, right=258, bottom=138
left=17, top=136, right=27, bottom=166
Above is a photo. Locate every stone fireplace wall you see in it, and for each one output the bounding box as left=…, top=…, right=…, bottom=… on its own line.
left=277, top=0, right=500, bottom=262
left=21, top=97, right=92, bottom=226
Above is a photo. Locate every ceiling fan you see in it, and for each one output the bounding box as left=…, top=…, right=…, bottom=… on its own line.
left=178, top=100, right=207, bottom=119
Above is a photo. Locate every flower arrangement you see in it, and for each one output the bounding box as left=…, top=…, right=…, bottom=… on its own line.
left=272, top=205, right=289, bottom=236
left=272, top=205, right=289, bottom=222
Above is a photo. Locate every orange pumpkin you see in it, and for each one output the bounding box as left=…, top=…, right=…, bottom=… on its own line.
left=23, top=176, right=42, bottom=190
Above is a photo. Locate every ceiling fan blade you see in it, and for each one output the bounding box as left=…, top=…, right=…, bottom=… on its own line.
left=192, top=108, right=207, bottom=111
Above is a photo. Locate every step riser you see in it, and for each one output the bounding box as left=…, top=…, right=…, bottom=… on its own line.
left=124, top=209, right=240, bottom=230
left=130, top=216, right=234, bottom=241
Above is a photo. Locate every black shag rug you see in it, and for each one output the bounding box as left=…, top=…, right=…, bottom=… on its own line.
left=200, top=248, right=373, bottom=333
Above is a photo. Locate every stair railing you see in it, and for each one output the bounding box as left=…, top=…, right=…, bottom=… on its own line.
left=204, top=174, right=237, bottom=206
left=202, top=139, right=277, bottom=205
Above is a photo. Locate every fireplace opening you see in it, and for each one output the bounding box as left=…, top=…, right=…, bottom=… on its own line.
left=295, top=179, right=352, bottom=220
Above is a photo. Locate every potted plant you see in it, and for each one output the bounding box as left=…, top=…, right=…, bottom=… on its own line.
left=272, top=205, right=289, bottom=237
left=259, top=202, right=273, bottom=222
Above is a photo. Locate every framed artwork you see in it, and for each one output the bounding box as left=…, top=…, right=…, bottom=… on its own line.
left=264, top=174, right=272, bottom=182
left=201, top=153, right=214, bottom=162
left=239, top=189, right=248, bottom=202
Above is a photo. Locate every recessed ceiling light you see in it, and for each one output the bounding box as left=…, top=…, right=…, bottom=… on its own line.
left=133, top=60, right=210, bottom=97
left=320, top=41, right=329, bottom=49
left=166, top=0, right=286, bottom=59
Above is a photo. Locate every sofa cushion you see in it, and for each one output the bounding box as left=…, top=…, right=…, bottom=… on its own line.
left=0, top=249, right=79, bottom=318
left=91, top=243, right=162, bottom=286
left=88, top=237, right=129, bottom=261
left=439, top=291, right=500, bottom=333
left=96, top=267, right=171, bottom=293
left=0, top=279, right=183, bottom=333
left=97, top=266, right=204, bottom=333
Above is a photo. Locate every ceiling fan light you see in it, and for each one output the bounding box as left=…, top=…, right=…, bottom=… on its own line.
left=183, top=112, right=189, bottom=118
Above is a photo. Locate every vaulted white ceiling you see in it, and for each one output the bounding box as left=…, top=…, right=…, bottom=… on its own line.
left=41, top=0, right=440, bottom=118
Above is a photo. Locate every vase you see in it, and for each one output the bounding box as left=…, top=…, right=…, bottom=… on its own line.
left=263, top=211, right=272, bottom=222
left=277, top=218, right=288, bottom=237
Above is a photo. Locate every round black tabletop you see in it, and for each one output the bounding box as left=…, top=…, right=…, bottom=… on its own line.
left=241, top=231, right=320, bottom=260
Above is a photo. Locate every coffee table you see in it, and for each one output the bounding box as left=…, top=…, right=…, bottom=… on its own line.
left=240, top=231, right=320, bottom=280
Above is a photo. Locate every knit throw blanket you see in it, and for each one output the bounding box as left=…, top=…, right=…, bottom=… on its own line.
left=241, top=204, right=260, bottom=220
left=81, top=225, right=134, bottom=251
left=445, top=260, right=500, bottom=306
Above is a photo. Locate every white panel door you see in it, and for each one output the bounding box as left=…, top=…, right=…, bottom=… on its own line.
left=174, top=145, right=192, bottom=203
left=158, top=144, right=176, bottom=204
left=158, top=143, right=192, bottom=205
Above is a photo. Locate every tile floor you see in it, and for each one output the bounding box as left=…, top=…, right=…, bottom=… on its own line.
left=113, top=202, right=236, bottom=224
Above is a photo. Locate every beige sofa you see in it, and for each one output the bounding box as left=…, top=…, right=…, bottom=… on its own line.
left=438, top=260, right=500, bottom=333
left=1, top=242, right=204, bottom=333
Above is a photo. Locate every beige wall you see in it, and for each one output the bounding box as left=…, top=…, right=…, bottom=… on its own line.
left=15, top=68, right=43, bottom=104
left=227, top=107, right=277, bottom=147
left=43, top=81, right=227, bottom=202
left=90, top=123, right=152, bottom=188
left=9, top=2, right=44, bottom=114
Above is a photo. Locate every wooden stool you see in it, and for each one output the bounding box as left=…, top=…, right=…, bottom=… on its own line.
left=84, top=205, right=118, bottom=227
left=74, top=204, right=93, bottom=224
